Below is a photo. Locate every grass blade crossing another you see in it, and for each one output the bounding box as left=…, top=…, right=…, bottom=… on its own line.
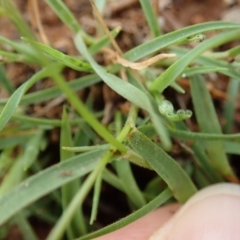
left=128, top=129, right=197, bottom=203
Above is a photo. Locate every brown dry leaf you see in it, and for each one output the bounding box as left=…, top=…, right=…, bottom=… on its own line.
left=116, top=52, right=176, bottom=70
left=103, top=48, right=176, bottom=70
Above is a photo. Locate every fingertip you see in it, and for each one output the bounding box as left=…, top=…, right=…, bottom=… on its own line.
left=149, top=183, right=240, bottom=240
left=95, top=204, right=180, bottom=240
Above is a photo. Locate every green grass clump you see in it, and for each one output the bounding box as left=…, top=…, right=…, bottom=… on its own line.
left=0, top=1, right=240, bottom=239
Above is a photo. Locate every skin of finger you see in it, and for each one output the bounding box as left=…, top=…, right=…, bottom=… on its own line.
left=94, top=203, right=180, bottom=240
left=171, top=195, right=240, bottom=240
left=149, top=183, right=240, bottom=240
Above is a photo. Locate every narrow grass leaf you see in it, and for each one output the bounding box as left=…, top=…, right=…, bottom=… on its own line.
left=194, top=168, right=211, bottom=189
left=13, top=212, right=39, bottom=240
left=125, top=21, right=240, bottom=62
left=60, top=108, right=86, bottom=237
left=0, top=36, right=42, bottom=64
left=0, top=154, right=25, bottom=197
left=0, top=65, right=15, bottom=94
left=122, top=149, right=152, bottom=169
left=22, top=131, right=45, bottom=171
left=190, top=74, right=237, bottom=180
left=90, top=173, right=102, bottom=224
left=182, top=66, right=228, bottom=77
left=44, top=0, right=81, bottom=33
left=73, top=124, right=91, bottom=146
left=172, top=47, right=240, bottom=81
left=63, top=144, right=109, bottom=153
left=169, top=128, right=240, bottom=141
left=140, top=0, right=161, bottom=37
left=46, top=115, right=134, bottom=240
left=22, top=38, right=93, bottom=72
left=89, top=27, right=121, bottom=55
left=115, top=160, right=146, bottom=208
left=224, top=141, right=240, bottom=155
left=0, top=132, right=36, bottom=149
left=44, top=0, right=95, bottom=44
left=0, top=66, right=58, bottom=132
left=75, top=33, right=152, bottom=110
left=16, top=74, right=100, bottom=105
left=140, top=124, right=240, bottom=144
left=74, top=32, right=171, bottom=149
left=9, top=114, right=97, bottom=128
left=223, top=79, right=239, bottom=133
left=150, top=29, right=240, bottom=92
left=0, top=149, right=106, bottom=225
left=174, top=122, right=223, bottom=183
left=78, top=188, right=172, bottom=240
left=128, top=129, right=197, bottom=203
left=1, top=0, right=34, bottom=39
left=49, top=71, right=126, bottom=152
left=102, top=169, right=123, bottom=192
left=0, top=50, right=28, bottom=64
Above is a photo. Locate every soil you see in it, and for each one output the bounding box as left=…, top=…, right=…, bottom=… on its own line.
left=1, top=0, right=240, bottom=239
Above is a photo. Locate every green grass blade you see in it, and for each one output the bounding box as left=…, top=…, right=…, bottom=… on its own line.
left=13, top=74, right=100, bottom=105
left=0, top=36, right=42, bottom=65
left=46, top=153, right=110, bottom=240
left=47, top=111, right=135, bottom=240
left=22, top=38, right=93, bottom=72
left=44, top=0, right=81, bottom=33
left=13, top=212, right=39, bottom=240
left=127, top=129, right=197, bottom=203
left=0, top=131, right=36, bottom=149
left=0, top=50, right=28, bottom=64
left=229, top=45, right=240, bottom=56
left=150, top=29, right=240, bottom=92
left=0, top=65, right=15, bottom=94
left=122, top=149, right=152, bottom=169
left=140, top=124, right=240, bottom=143
left=194, top=168, right=211, bottom=188
left=74, top=32, right=171, bottom=149
left=9, top=114, right=100, bottom=129
left=44, top=0, right=95, bottom=44
left=115, top=160, right=146, bottom=208
left=51, top=72, right=126, bottom=153
left=174, top=122, right=224, bottom=183
left=125, top=21, right=240, bottom=62
left=89, top=26, right=121, bottom=55
left=22, top=131, right=45, bottom=171
left=190, top=74, right=237, bottom=180
left=224, top=141, right=240, bottom=155
left=1, top=0, right=34, bottom=39
left=78, top=188, right=172, bottom=240
left=112, top=110, right=146, bottom=208
left=140, top=0, right=161, bottom=37
left=0, top=154, right=25, bottom=197
left=189, top=143, right=223, bottom=183
left=169, top=128, right=240, bottom=141
left=60, top=108, right=86, bottom=237
left=223, top=79, right=240, bottom=133
left=0, top=149, right=106, bottom=225
left=89, top=173, right=102, bottom=225
left=102, top=169, right=123, bottom=192
left=172, top=47, right=240, bottom=81
left=63, top=144, right=109, bottom=153
left=0, top=65, right=59, bottom=132
left=182, top=66, right=228, bottom=77
left=74, top=33, right=152, bottom=111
